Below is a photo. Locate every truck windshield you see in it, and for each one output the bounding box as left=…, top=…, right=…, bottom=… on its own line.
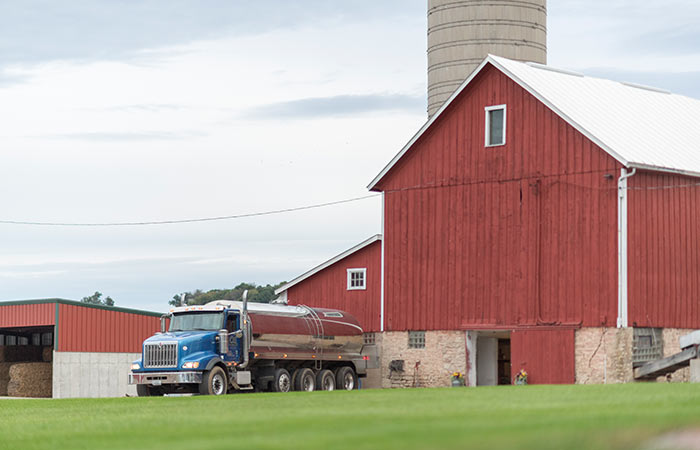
left=169, top=312, right=223, bottom=331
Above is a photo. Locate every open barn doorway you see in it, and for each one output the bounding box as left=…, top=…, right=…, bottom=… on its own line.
left=0, top=326, right=54, bottom=397
left=475, top=331, right=511, bottom=386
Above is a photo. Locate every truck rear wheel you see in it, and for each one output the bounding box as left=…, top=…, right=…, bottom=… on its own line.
left=295, top=368, right=315, bottom=392
left=335, top=366, right=357, bottom=390
left=199, top=366, right=228, bottom=395
left=272, top=368, right=292, bottom=393
left=316, top=369, right=335, bottom=391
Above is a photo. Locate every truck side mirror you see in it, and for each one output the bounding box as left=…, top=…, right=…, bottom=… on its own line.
left=160, top=315, right=168, bottom=334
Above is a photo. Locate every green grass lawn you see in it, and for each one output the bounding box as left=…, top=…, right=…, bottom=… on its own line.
left=1, top=384, right=700, bottom=450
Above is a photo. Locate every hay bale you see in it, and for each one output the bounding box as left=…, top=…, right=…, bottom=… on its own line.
left=42, top=347, right=53, bottom=362
left=7, top=363, right=52, bottom=398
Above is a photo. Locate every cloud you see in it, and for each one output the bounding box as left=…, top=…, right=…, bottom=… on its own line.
left=93, top=104, right=187, bottom=113
left=39, top=130, right=207, bottom=142
left=245, top=94, right=424, bottom=119
left=0, top=1, right=423, bottom=67
left=0, top=71, right=31, bottom=87
left=629, top=25, right=700, bottom=57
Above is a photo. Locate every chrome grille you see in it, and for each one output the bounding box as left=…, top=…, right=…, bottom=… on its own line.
left=144, top=342, right=178, bottom=368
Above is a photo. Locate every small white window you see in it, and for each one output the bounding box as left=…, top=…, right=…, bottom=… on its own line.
left=347, top=268, right=367, bottom=290
left=485, top=104, right=506, bottom=147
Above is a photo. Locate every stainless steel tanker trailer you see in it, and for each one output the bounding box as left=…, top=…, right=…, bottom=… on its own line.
left=129, top=293, right=376, bottom=395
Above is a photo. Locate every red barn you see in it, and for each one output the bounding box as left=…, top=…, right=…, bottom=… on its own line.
left=282, top=55, right=700, bottom=387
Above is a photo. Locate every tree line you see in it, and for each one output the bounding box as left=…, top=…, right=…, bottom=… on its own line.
left=168, top=282, right=286, bottom=307
left=80, top=281, right=285, bottom=309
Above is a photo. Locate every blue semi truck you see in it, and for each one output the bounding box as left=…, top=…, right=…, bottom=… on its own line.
left=129, top=293, right=374, bottom=395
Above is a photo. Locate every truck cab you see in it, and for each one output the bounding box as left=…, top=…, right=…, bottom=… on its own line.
left=129, top=304, right=249, bottom=396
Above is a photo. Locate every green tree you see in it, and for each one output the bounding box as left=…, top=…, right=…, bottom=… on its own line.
left=169, top=282, right=286, bottom=307
left=81, top=291, right=115, bottom=306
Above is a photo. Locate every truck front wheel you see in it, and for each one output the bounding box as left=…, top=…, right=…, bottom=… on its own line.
left=136, top=384, right=164, bottom=397
left=199, top=366, right=228, bottom=395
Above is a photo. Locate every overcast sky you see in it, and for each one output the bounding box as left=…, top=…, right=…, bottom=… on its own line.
left=1, top=1, right=698, bottom=312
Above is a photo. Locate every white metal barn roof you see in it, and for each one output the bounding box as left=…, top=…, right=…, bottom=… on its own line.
left=369, top=55, right=700, bottom=189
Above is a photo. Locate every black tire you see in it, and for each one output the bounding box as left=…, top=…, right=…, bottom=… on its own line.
left=291, top=368, right=302, bottom=391
left=335, top=366, right=358, bottom=391
left=136, top=384, right=152, bottom=397
left=199, top=366, right=228, bottom=395
left=294, top=368, right=316, bottom=392
left=315, top=369, right=335, bottom=391
left=272, top=368, right=292, bottom=393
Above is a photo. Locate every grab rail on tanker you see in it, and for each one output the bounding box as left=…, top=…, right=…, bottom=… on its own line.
left=299, top=305, right=324, bottom=367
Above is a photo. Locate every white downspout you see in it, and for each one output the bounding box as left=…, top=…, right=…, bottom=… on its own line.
left=617, top=167, right=636, bottom=328
left=380, top=192, right=385, bottom=332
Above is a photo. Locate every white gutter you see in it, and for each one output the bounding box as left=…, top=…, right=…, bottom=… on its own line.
left=380, top=192, right=385, bottom=332
left=617, top=167, right=636, bottom=328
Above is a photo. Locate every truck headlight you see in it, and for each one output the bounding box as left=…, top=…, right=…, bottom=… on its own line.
left=131, top=363, right=140, bottom=370
left=182, top=361, right=199, bottom=369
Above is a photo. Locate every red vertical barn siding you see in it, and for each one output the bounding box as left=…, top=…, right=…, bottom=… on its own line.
left=628, top=171, right=700, bottom=329
left=0, top=303, right=55, bottom=328
left=510, top=329, right=575, bottom=384
left=287, top=241, right=381, bottom=332
left=58, top=304, right=161, bottom=353
left=375, top=64, right=621, bottom=331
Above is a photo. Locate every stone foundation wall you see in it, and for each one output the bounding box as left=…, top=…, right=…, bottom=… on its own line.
left=370, top=327, right=695, bottom=388
left=657, top=328, right=694, bottom=383
left=574, top=327, right=696, bottom=384
left=574, top=327, right=633, bottom=384
left=379, top=331, right=466, bottom=388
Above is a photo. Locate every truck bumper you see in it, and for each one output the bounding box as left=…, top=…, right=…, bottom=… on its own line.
left=129, top=371, right=202, bottom=385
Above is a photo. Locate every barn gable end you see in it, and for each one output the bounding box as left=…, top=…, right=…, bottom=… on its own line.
left=375, top=61, right=622, bottom=331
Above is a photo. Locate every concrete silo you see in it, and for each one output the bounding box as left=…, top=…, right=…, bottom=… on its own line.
left=427, top=0, right=547, bottom=117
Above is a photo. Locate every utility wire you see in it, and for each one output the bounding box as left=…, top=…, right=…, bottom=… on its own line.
left=0, top=194, right=381, bottom=227
left=3, top=169, right=699, bottom=227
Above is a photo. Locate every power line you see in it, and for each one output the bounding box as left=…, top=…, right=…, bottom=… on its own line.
left=0, top=194, right=381, bottom=227
left=3, top=170, right=698, bottom=227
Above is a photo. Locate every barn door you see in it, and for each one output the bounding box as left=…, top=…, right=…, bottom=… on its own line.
left=510, top=329, right=575, bottom=384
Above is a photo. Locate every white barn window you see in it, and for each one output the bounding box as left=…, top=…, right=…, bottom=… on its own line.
left=485, top=104, right=506, bottom=147
left=347, top=268, right=367, bottom=290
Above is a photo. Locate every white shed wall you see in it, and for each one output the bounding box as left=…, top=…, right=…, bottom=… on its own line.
left=52, top=351, right=140, bottom=398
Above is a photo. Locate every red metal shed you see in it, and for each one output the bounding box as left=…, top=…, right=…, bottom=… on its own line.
left=0, top=299, right=163, bottom=398
left=0, top=299, right=161, bottom=353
